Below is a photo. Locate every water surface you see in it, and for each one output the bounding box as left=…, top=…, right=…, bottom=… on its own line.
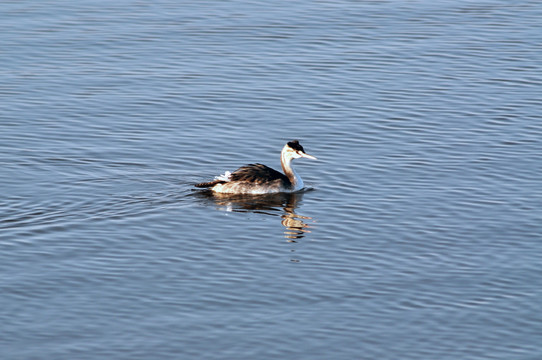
left=1, top=1, right=541, bottom=359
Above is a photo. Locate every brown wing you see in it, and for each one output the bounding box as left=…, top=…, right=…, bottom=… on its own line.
left=230, top=163, right=289, bottom=185
left=194, top=179, right=226, bottom=188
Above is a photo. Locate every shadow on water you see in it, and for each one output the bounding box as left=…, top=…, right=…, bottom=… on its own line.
left=192, top=190, right=316, bottom=242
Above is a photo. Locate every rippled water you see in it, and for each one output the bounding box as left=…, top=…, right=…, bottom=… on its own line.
left=1, top=1, right=541, bottom=359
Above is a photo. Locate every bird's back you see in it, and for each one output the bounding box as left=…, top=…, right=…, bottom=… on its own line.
left=230, top=163, right=289, bottom=184
left=205, top=163, right=291, bottom=194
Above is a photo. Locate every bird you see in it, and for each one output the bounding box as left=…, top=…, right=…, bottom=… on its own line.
left=195, top=140, right=317, bottom=194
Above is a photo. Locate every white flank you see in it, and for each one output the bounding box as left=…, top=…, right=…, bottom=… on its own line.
left=214, top=171, right=232, bottom=182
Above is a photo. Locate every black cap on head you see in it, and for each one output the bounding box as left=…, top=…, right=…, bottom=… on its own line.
left=287, top=139, right=305, bottom=152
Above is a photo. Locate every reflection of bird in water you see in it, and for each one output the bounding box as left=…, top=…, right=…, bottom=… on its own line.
left=193, top=191, right=315, bottom=241
left=281, top=199, right=312, bottom=241
left=195, top=140, right=317, bottom=194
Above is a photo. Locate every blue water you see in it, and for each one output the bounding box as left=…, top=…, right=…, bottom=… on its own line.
left=1, top=1, right=541, bottom=359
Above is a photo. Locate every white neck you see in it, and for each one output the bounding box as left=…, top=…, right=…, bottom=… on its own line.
left=281, top=149, right=304, bottom=191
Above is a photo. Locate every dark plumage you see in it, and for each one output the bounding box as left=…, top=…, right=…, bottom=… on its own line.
left=194, top=164, right=288, bottom=188
left=287, top=140, right=304, bottom=152
left=229, top=163, right=289, bottom=184
left=194, top=179, right=225, bottom=188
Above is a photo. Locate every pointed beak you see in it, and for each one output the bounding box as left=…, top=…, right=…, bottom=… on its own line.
left=301, top=152, right=317, bottom=160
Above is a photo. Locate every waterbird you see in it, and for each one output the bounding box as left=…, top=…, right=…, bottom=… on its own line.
left=195, top=140, right=317, bottom=194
